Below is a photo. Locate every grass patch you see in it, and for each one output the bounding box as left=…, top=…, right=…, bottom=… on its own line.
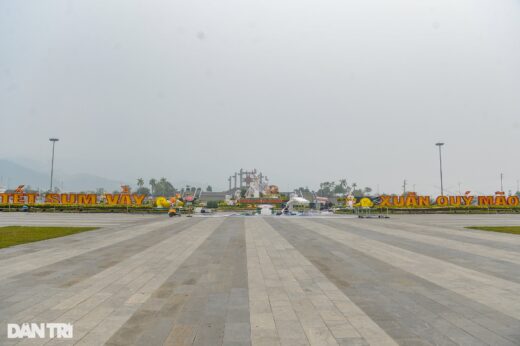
left=465, top=226, right=520, bottom=235
left=0, top=226, right=98, bottom=249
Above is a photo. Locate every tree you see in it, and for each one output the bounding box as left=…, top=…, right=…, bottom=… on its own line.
left=149, top=178, right=157, bottom=195
left=334, top=183, right=346, bottom=194
left=137, top=178, right=144, bottom=188
left=319, top=181, right=335, bottom=197
left=350, top=183, right=363, bottom=197
left=136, top=187, right=151, bottom=196
left=350, top=185, right=373, bottom=197
left=297, top=186, right=311, bottom=194
left=206, top=185, right=213, bottom=192
left=154, top=177, right=176, bottom=196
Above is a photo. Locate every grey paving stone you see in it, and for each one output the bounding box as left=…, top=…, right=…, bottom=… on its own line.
left=223, top=322, right=251, bottom=343
left=104, top=218, right=250, bottom=345
left=1, top=213, right=519, bottom=345
left=337, top=337, right=370, bottom=346
left=316, top=218, right=520, bottom=283
left=266, top=217, right=520, bottom=346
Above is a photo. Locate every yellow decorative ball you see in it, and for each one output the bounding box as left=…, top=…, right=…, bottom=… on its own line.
left=155, top=197, right=170, bottom=208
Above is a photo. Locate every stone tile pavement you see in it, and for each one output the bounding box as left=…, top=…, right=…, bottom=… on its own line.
left=0, top=213, right=518, bottom=345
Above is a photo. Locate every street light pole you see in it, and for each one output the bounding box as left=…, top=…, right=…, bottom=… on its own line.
left=435, top=142, right=445, bottom=196
left=49, top=138, right=59, bottom=191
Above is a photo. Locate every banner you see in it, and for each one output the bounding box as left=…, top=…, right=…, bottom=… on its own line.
left=0, top=193, right=146, bottom=206
left=378, top=194, right=519, bottom=207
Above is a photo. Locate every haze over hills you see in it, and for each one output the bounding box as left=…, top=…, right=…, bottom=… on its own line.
left=0, top=159, right=210, bottom=193
left=0, top=159, right=124, bottom=192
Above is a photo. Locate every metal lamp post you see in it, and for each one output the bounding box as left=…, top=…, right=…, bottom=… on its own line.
left=435, top=142, right=445, bottom=196
left=49, top=138, right=59, bottom=191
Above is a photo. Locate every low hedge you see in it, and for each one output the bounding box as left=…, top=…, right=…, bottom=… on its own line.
left=0, top=204, right=167, bottom=214
left=335, top=207, right=520, bottom=214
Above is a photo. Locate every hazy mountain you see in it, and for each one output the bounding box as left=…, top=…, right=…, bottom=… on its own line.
left=0, top=159, right=125, bottom=192
left=0, top=159, right=48, bottom=189
left=59, top=173, right=124, bottom=193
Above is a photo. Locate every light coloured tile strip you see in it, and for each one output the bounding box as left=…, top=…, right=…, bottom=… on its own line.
left=246, top=218, right=283, bottom=346
left=0, top=214, right=157, bottom=227
left=247, top=218, right=398, bottom=346
left=2, top=219, right=221, bottom=345
left=388, top=219, right=520, bottom=245
left=296, top=218, right=520, bottom=321
left=70, top=218, right=223, bottom=346
left=0, top=219, right=174, bottom=280
left=337, top=219, right=520, bottom=265
left=0, top=218, right=182, bottom=314
left=0, top=217, right=156, bottom=261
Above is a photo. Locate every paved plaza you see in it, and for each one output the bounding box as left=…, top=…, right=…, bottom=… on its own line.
left=0, top=213, right=519, bottom=345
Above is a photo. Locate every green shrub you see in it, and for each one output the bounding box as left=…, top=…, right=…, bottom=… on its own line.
left=206, top=201, right=219, bottom=209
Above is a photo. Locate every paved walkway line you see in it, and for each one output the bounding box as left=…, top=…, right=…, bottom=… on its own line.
left=2, top=218, right=198, bottom=326
left=246, top=219, right=282, bottom=346
left=328, top=219, right=520, bottom=265
left=1, top=219, right=222, bottom=345
left=388, top=219, right=520, bottom=245
left=0, top=219, right=174, bottom=279
left=246, top=218, right=398, bottom=346
left=103, top=218, right=250, bottom=346
left=296, top=218, right=520, bottom=321
left=269, top=218, right=518, bottom=346
left=71, top=218, right=224, bottom=346
left=0, top=219, right=187, bottom=314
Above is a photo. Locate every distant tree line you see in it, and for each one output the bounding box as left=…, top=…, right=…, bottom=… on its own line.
left=297, top=179, right=373, bottom=198
left=147, top=178, right=175, bottom=196
left=133, top=178, right=212, bottom=197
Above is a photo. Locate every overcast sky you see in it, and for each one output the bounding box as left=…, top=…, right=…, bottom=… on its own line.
left=1, top=0, right=519, bottom=194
